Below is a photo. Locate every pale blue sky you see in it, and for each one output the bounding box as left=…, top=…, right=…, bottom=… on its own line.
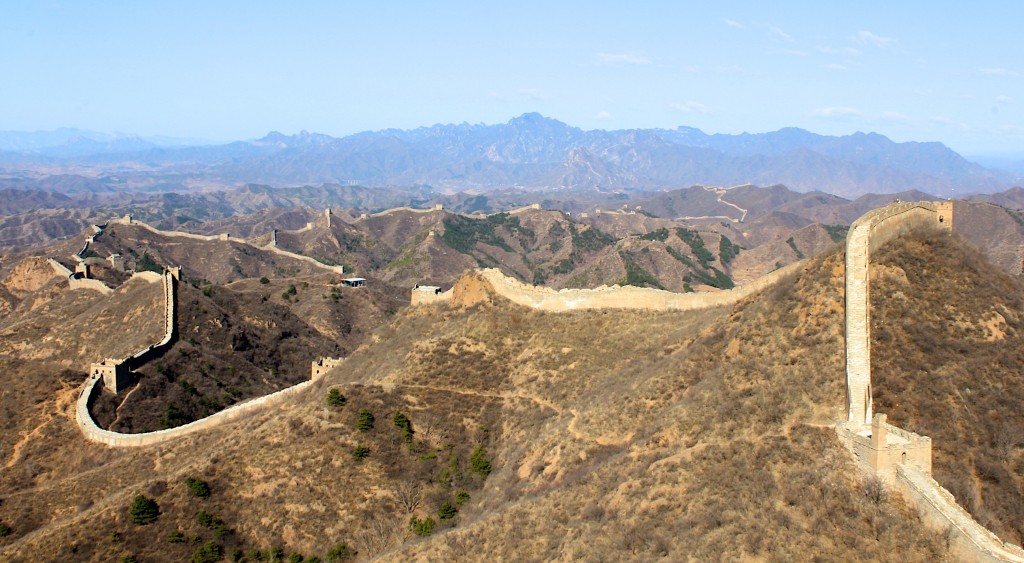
left=2, top=1, right=1021, bottom=155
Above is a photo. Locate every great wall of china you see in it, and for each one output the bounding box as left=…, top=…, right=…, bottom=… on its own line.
left=61, top=201, right=1023, bottom=559
left=412, top=261, right=805, bottom=310
left=834, top=200, right=1024, bottom=562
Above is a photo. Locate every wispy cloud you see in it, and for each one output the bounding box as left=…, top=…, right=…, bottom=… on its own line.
left=979, top=67, right=1018, bottom=76
left=712, top=65, right=744, bottom=74
left=722, top=18, right=744, bottom=29
left=818, top=46, right=860, bottom=56
left=995, top=95, right=1012, bottom=104
left=810, top=106, right=860, bottom=118
left=766, top=24, right=792, bottom=43
left=879, top=111, right=909, bottom=121
left=594, top=52, right=651, bottom=66
left=825, top=63, right=848, bottom=71
left=488, top=89, right=548, bottom=102
left=854, top=31, right=895, bottom=48
left=783, top=49, right=810, bottom=57
left=670, top=101, right=708, bottom=114
left=595, top=111, right=612, bottom=120
left=516, top=88, right=548, bottom=101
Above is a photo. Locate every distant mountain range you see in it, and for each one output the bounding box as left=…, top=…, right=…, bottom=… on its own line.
left=0, top=114, right=1020, bottom=197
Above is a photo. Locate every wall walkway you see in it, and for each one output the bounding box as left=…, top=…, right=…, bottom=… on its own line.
left=413, top=261, right=805, bottom=312
left=837, top=200, right=1022, bottom=561
left=111, top=215, right=345, bottom=275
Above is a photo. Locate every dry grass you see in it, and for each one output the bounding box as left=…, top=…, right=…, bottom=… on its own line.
left=0, top=245, right=952, bottom=561
left=871, top=230, right=1024, bottom=545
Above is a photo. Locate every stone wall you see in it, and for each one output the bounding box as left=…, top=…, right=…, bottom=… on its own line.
left=46, top=258, right=73, bottom=277
left=838, top=200, right=1024, bottom=561
left=845, top=201, right=952, bottom=426
left=897, top=466, right=1024, bottom=562
left=76, top=373, right=316, bottom=447
left=417, top=261, right=806, bottom=312
left=411, top=286, right=450, bottom=305
left=311, top=357, right=343, bottom=379
left=835, top=414, right=932, bottom=482
left=68, top=274, right=113, bottom=295
left=263, top=244, right=345, bottom=274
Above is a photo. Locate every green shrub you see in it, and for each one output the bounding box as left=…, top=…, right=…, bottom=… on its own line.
left=185, top=477, right=211, bottom=498
left=438, top=501, right=457, bottom=521
left=136, top=252, right=163, bottom=273
left=259, top=276, right=270, bottom=284
left=192, top=541, right=223, bottom=563
left=129, top=494, right=160, bottom=525
left=676, top=228, right=716, bottom=265
left=410, top=516, right=436, bottom=536
left=786, top=236, right=806, bottom=259
left=639, top=228, right=670, bottom=242
left=455, top=490, right=470, bottom=504
left=352, top=446, right=370, bottom=461
left=0, top=521, right=11, bottom=537
left=326, top=388, right=346, bottom=407
left=470, top=446, right=492, bottom=476
left=325, top=543, right=353, bottom=562
left=719, top=235, right=741, bottom=264
left=110, top=530, right=122, bottom=543
left=121, top=556, right=138, bottom=563
left=356, top=409, right=374, bottom=431
left=167, top=530, right=186, bottom=543
left=288, top=554, right=304, bottom=563
left=393, top=411, right=414, bottom=441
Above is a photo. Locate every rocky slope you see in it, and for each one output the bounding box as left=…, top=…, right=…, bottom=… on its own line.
left=0, top=245, right=951, bottom=561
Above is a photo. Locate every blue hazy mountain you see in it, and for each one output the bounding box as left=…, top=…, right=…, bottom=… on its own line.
left=0, top=115, right=1012, bottom=197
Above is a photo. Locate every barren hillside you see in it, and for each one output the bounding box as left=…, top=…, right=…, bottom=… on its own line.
left=0, top=247, right=950, bottom=562
left=870, top=229, right=1024, bottom=545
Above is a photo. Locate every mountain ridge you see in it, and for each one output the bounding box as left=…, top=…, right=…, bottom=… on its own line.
left=0, top=114, right=1013, bottom=196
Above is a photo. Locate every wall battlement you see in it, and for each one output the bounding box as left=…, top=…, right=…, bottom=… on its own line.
left=311, top=356, right=343, bottom=379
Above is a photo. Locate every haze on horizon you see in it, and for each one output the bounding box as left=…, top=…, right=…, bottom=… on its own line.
left=3, top=1, right=1022, bottom=157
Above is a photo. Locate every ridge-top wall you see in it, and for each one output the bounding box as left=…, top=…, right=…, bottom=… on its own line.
left=845, top=200, right=952, bottom=426
left=429, top=260, right=806, bottom=312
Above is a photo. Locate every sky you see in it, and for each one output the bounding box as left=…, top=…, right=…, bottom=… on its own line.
left=2, top=1, right=1022, bottom=156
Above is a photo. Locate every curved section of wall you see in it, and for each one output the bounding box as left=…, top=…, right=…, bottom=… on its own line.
left=112, top=216, right=345, bottom=276
left=67, top=276, right=113, bottom=294
left=76, top=373, right=315, bottom=447
left=844, top=201, right=952, bottom=426
left=431, top=261, right=805, bottom=312
left=262, top=244, right=345, bottom=274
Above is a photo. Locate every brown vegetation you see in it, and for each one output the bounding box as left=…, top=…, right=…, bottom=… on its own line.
left=0, top=231, right=956, bottom=561
left=871, top=229, right=1024, bottom=545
